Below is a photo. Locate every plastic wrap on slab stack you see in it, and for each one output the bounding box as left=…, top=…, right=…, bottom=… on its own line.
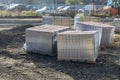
left=74, top=16, right=80, bottom=29
left=42, top=16, right=73, bottom=27
left=42, top=16, right=53, bottom=25
left=75, top=22, right=115, bottom=47
left=53, top=16, right=73, bottom=26
left=76, top=22, right=102, bottom=47
left=113, top=18, right=120, bottom=33
left=25, top=25, right=70, bottom=56
left=100, top=24, right=115, bottom=47
left=57, top=31, right=99, bottom=62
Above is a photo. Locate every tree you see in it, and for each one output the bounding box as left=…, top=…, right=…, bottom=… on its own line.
left=65, top=0, right=83, bottom=5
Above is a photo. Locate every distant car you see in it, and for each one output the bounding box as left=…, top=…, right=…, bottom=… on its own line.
left=84, top=5, right=96, bottom=11
left=59, top=6, right=78, bottom=17
left=6, top=4, right=19, bottom=10
left=83, top=5, right=96, bottom=16
left=56, top=6, right=65, bottom=11
left=59, top=6, right=78, bottom=13
left=78, top=9, right=84, bottom=13
left=36, top=6, right=54, bottom=14
left=36, top=6, right=47, bottom=13
left=0, top=5, right=5, bottom=10
left=26, top=5, right=34, bottom=10
left=7, top=4, right=28, bottom=11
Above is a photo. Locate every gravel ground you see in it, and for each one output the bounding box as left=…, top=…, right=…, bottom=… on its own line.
left=0, top=26, right=120, bottom=80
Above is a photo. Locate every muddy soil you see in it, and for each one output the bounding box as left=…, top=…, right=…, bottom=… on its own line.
left=0, top=26, right=120, bottom=80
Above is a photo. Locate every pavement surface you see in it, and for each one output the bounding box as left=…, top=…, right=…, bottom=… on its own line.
left=0, top=18, right=42, bottom=26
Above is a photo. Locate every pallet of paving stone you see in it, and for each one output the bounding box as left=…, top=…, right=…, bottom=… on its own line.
left=57, top=31, right=99, bottom=62
left=25, top=25, right=70, bottom=56
left=76, top=22, right=115, bottom=47
left=42, top=16, right=73, bottom=27
left=42, top=16, right=53, bottom=25
left=113, top=18, right=120, bottom=33
left=53, top=16, right=73, bottom=26
left=76, top=22, right=102, bottom=47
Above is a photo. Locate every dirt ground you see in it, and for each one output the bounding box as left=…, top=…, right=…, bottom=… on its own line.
left=0, top=26, right=120, bottom=80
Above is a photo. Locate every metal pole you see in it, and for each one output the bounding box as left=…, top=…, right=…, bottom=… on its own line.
left=56, top=0, right=57, bottom=8
left=53, top=0, right=55, bottom=10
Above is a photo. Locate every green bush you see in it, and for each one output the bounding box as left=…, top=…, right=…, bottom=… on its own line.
left=21, top=10, right=38, bottom=16
left=0, top=10, right=10, bottom=17
left=11, top=11, right=19, bottom=16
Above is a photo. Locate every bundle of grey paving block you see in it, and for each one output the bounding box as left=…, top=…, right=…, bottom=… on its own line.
left=42, top=16, right=53, bottom=25
left=75, top=22, right=102, bottom=47
left=57, top=31, right=99, bottom=62
left=42, top=16, right=73, bottom=26
left=25, top=25, right=70, bottom=56
left=53, top=16, right=73, bottom=26
left=75, top=22, right=115, bottom=47
left=113, top=18, right=120, bottom=33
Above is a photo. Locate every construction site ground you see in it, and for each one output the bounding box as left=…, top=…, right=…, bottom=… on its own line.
left=0, top=25, right=120, bottom=80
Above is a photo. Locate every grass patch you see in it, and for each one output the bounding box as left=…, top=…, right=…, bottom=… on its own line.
left=0, top=10, right=41, bottom=17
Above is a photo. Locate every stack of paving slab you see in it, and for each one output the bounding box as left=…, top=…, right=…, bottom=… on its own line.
left=76, top=22, right=102, bottom=47
left=42, top=16, right=73, bottom=26
left=75, top=22, right=115, bottom=47
left=42, top=16, right=53, bottom=25
left=25, top=25, right=70, bottom=56
left=57, top=31, right=99, bottom=62
left=113, top=18, right=120, bottom=33
left=53, top=16, right=73, bottom=26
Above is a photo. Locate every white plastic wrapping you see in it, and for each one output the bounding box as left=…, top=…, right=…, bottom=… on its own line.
left=42, top=16, right=53, bottom=25
left=42, top=16, right=73, bottom=26
left=113, top=18, right=120, bottom=33
left=57, top=31, right=99, bottom=62
left=75, top=22, right=102, bottom=47
left=75, top=22, right=115, bottom=47
left=25, top=25, right=70, bottom=56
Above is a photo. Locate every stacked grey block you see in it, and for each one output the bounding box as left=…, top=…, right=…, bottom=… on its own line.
left=74, top=16, right=80, bottom=29
left=53, top=16, right=73, bottom=26
left=100, top=24, right=115, bottom=47
left=42, top=16, right=53, bottom=25
left=42, top=16, right=73, bottom=26
left=75, top=22, right=102, bottom=47
left=57, top=31, right=99, bottom=62
left=25, top=25, right=70, bottom=56
left=75, top=22, right=115, bottom=47
left=113, top=18, right=120, bottom=33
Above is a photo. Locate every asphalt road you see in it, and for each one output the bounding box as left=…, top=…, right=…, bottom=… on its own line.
left=0, top=18, right=42, bottom=26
